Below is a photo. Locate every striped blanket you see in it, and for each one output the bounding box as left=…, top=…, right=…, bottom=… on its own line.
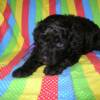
left=0, top=0, right=100, bottom=100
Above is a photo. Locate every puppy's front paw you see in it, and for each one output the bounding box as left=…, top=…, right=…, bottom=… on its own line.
left=44, top=66, right=64, bottom=75
left=12, top=67, right=33, bottom=78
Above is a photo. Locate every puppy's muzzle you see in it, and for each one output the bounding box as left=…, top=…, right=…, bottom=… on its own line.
left=43, top=56, right=48, bottom=61
left=41, top=55, right=48, bottom=64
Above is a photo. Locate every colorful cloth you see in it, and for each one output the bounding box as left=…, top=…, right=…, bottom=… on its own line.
left=0, top=0, right=100, bottom=100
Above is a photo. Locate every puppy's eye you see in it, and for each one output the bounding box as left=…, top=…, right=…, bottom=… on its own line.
left=56, top=42, right=64, bottom=48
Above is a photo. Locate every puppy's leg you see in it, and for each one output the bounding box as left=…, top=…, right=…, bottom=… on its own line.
left=43, top=59, right=70, bottom=75
left=12, top=47, right=42, bottom=77
left=44, top=55, right=80, bottom=75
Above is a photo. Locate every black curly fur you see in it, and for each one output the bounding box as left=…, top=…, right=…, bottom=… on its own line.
left=13, top=14, right=100, bottom=77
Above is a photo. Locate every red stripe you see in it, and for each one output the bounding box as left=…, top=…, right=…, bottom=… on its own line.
left=22, top=0, right=30, bottom=48
left=86, top=52, right=100, bottom=73
left=49, top=0, right=56, bottom=15
left=0, top=3, right=10, bottom=42
left=38, top=76, right=58, bottom=100
left=0, top=1, right=30, bottom=79
left=0, top=44, right=28, bottom=79
left=74, top=0, right=84, bottom=17
left=0, top=20, right=9, bottom=42
left=3, top=4, right=11, bottom=20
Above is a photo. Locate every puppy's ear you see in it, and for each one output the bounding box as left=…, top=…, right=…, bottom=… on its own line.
left=33, top=20, right=45, bottom=37
left=37, top=20, right=44, bottom=26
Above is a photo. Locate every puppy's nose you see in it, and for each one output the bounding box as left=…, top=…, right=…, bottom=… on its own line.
left=43, top=56, right=48, bottom=61
left=42, top=56, right=48, bottom=64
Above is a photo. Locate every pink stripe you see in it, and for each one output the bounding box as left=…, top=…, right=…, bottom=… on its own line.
left=0, top=3, right=10, bottom=42
left=0, top=20, right=9, bottom=42
left=49, top=0, right=56, bottom=15
left=3, top=4, right=11, bottom=20
left=38, top=76, right=58, bottom=100
left=74, top=0, right=84, bottom=17
left=22, top=0, right=30, bottom=48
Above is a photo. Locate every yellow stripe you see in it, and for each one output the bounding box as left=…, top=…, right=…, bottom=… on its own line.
left=15, top=0, right=23, bottom=31
left=19, top=66, right=45, bottom=100
left=0, top=32, right=24, bottom=66
left=97, top=0, right=100, bottom=13
left=0, top=0, right=24, bottom=66
left=42, top=0, right=49, bottom=19
left=67, top=0, right=77, bottom=15
left=79, top=55, right=100, bottom=100
left=0, top=12, right=4, bottom=25
left=0, top=0, right=7, bottom=13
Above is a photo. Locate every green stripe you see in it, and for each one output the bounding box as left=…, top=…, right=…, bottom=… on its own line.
left=0, top=79, right=27, bottom=100
left=89, top=0, right=100, bottom=27
left=0, top=24, right=21, bottom=60
left=35, top=0, right=43, bottom=23
left=70, top=63, right=95, bottom=100
left=9, top=0, right=16, bottom=16
left=61, top=0, right=69, bottom=15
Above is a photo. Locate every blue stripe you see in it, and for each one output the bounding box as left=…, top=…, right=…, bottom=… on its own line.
left=8, top=14, right=16, bottom=29
left=0, top=52, right=29, bottom=96
left=82, top=0, right=93, bottom=21
left=0, top=59, right=26, bottom=96
left=0, top=74, right=13, bottom=96
left=58, top=67, right=76, bottom=100
left=8, top=0, right=10, bottom=4
left=94, top=51, right=100, bottom=58
left=0, top=14, right=15, bottom=56
left=28, top=0, right=36, bottom=45
left=56, top=0, right=61, bottom=14
left=0, top=29, right=12, bottom=56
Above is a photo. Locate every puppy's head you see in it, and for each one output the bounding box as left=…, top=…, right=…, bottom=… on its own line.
left=33, top=15, right=70, bottom=65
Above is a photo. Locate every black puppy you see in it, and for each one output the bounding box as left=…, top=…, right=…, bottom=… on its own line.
left=13, top=15, right=100, bottom=77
